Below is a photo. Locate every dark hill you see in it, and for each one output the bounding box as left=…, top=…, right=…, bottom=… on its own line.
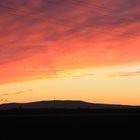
left=0, top=100, right=137, bottom=110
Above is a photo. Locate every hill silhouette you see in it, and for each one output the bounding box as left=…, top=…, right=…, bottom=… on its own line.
left=0, top=100, right=140, bottom=129
left=0, top=100, right=137, bottom=110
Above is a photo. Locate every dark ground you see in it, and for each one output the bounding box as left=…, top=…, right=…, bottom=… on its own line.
left=0, top=108, right=140, bottom=138
left=0, top=108, right=140, bottom=127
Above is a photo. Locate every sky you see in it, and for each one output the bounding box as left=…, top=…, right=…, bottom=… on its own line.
left=0, top=0, right=140, bottom=105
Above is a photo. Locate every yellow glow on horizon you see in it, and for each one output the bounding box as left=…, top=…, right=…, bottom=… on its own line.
left=0, top=65, right=140, bottom=105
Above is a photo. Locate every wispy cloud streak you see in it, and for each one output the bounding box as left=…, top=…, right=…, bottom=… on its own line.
left=0, top=0, right=140, bottom=83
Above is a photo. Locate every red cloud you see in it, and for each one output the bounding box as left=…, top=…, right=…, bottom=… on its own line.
left=0, top=0, right=140, bottom=83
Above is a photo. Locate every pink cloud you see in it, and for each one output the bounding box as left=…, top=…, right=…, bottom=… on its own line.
left=0, top=0, right=140, bottom=83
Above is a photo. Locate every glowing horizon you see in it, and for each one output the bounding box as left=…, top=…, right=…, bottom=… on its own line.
left=1, top=64, right=140, bottom=105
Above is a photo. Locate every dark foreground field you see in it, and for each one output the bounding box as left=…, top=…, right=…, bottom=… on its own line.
left=0, top=108, right=140, bottom=128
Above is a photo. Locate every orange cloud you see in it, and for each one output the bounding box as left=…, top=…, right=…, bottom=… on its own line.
left=0, top=0, right=140, bottom=83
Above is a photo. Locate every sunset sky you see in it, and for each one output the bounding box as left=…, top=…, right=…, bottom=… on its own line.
left=0, top=0, right=140, bottom=105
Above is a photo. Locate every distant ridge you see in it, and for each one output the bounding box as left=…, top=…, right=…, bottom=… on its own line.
left=0, top=100, right=138, bottom=110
